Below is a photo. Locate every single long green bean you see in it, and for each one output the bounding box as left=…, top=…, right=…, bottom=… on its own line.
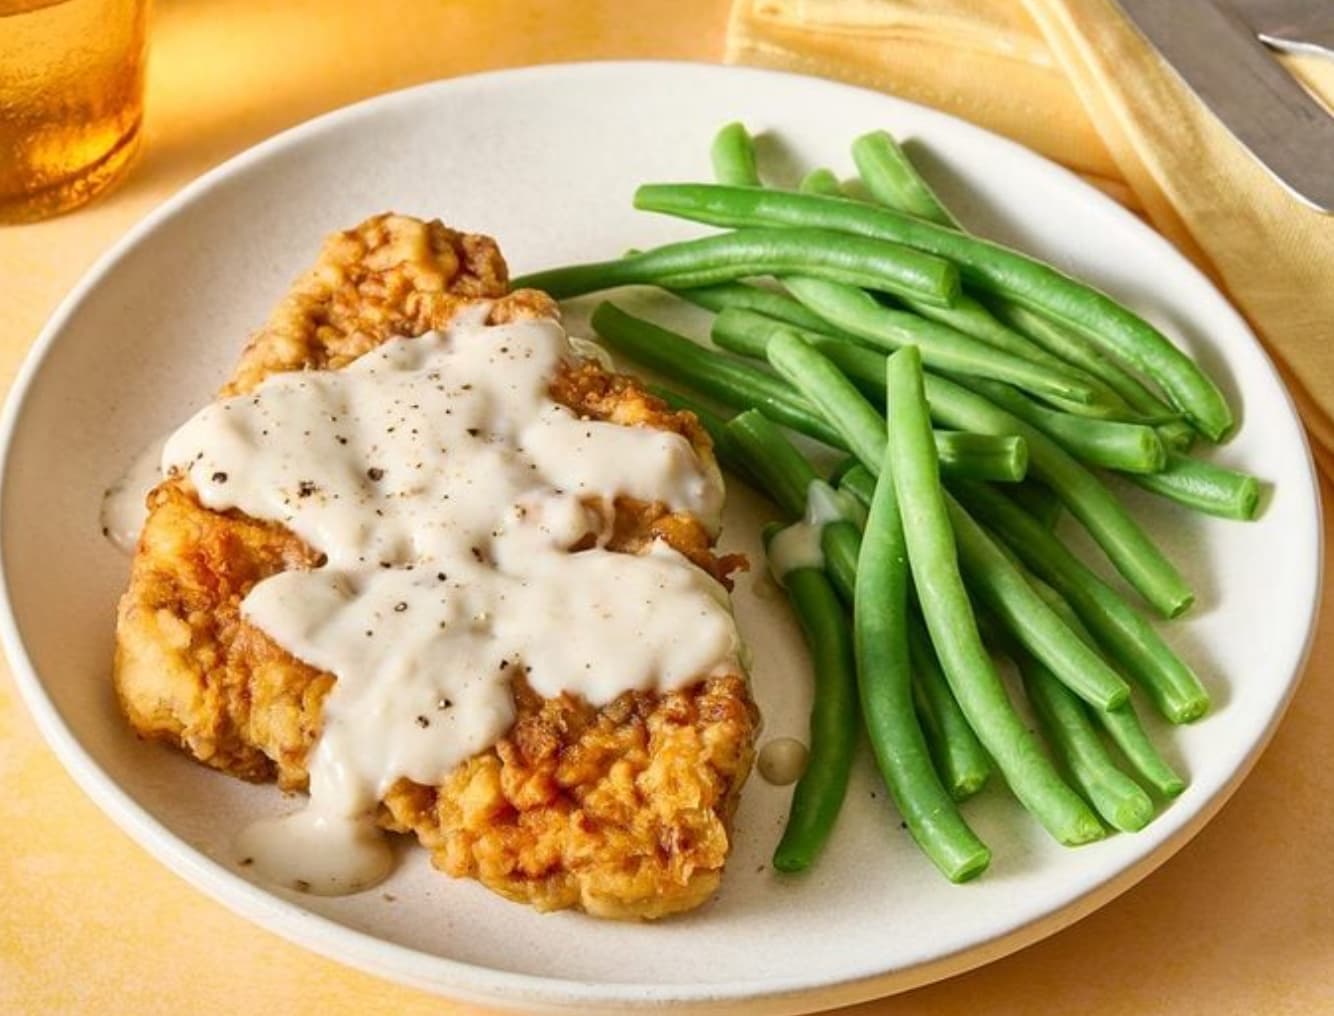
left=724, top=409, right=819, bottom=517
left=885, top=345, right=1103, bottom=845
left=1016, top=649, right=1155, bottom=832
left=855, top=451, right=991, bottom=880
left=784, top=276, right=1097, bottom=405
left=771, top=565, right=860, bottom=872
left=633, top=184, right=1234, bottom=441
left=962, top=378, right=1168, bottom=474
left=1128, top=452, right=1263, bottom=521
left=516, top=226, right=961, bottom=306
left=820, top=520, right=862, bottom=606
left=1098, top=701, right=1187, bottom=799
left=951, top=480, right=1209, bottom=721
left=711, top=121, right=760, bottom=187
left=906, top=614, right=993, bottom=800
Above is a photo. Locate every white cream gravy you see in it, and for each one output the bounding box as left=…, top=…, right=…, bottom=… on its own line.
left=100, top=436, right=166, bottom=554
left=765, top=480, right=862, bottom=580
left=156, top=306, right=740, bottom=895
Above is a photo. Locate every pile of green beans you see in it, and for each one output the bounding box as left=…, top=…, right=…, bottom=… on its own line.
left=518, top=121, right=1269, bottom=880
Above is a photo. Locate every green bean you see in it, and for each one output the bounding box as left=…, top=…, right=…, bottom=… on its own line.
left=899, top=295, right=1138, bottom=419
left=767, top=329, right=888, bottom=473
left=784, top=276, right=1097, bottom=405
left=943, top=491, right=1131, bottom=711
left=668, top=280, right=831, bottom=331
left=1017, top=579, right=1186, bottom=797
left=711, top=121, right=760, bottom=187
left=771, top=564, right=860, bottom=872
left=714, top=310, right=1030, bottom=483
left=962, top=378, right=1168, bottom=474
left=922, top=374, right=1193, bottom=618
left=633, top=184, right=1234, bottom=441
left=819, top=522, right=860, bottom=606
left=848, top=131, right=1180, bottom=429
left=951, top=480, right=1208, bottom=721
left=801, top=167, right=845, bottom=197
left=592, top=301, right=846, bottom=447
left=724, top=410, right=862, bottom=603
left=516, top=226, right=960, bottom=307
left=1009, top=481, right=1063, bottom=529
left=1015, top=648, right=1155, bottom=832
left=724, top=409, right=819, bottom=517
left=1128, top=452, right=1263, bottom=521
left=885, top=345, right=1103, bottom=845
left=604, top=304, right=1030, bottom=482
left=935, top=432, right=1027, bottom=483
left=827, top=455, right=860, bottom=487
left=837, top=463, right=877, bottom=509
left=852, top=130, right=959, bottom=226
left=1098, top=701, right=1187, bottom=799
left=716, top=310, right=1081, bottom=479
left=906, top=615, right=993, bottom=800
left=712, top=306, right=889, bottom=398
left=988, top=300, right=1181, bottom=423
left=714, top=306, right=1191, bottom=615
left=855, top=448, right=991, bottom=880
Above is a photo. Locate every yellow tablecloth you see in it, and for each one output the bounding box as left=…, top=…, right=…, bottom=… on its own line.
left=1, top=2, right=1331, bottom=1013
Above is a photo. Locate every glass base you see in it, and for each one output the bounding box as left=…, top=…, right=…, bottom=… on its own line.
left=0, top=117, right=141, bottom=225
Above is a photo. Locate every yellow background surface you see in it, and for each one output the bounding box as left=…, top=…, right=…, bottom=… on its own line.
left=1, top=2, right=1331, bottom=1013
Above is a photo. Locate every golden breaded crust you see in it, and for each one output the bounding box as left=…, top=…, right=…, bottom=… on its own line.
left=114, top=214, right=757, bottom=919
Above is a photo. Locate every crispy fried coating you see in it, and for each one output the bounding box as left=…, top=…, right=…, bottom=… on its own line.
left=114, top=214, right=758, bottom=919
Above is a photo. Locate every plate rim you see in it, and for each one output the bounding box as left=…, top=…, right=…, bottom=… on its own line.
left=0, top=59, right=1324, bottom=1013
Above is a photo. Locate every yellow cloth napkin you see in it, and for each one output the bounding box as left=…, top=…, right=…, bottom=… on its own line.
left=727, top=0, right=1334, bottom=475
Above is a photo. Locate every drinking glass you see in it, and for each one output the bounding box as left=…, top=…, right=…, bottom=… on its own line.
left=0, top=0, right=149, bottom=223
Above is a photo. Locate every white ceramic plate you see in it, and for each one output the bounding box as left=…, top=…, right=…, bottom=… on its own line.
left=0, top=63, right=1322, bottom=1015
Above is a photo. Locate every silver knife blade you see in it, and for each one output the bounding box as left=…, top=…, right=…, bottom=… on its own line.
left=1230, top=0, right=1334, bottom=60
left=1117, top=0, right=1334, bottom=212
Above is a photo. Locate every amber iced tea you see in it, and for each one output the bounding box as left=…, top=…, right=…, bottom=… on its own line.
left=0, top=0, right=148, bottom=223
